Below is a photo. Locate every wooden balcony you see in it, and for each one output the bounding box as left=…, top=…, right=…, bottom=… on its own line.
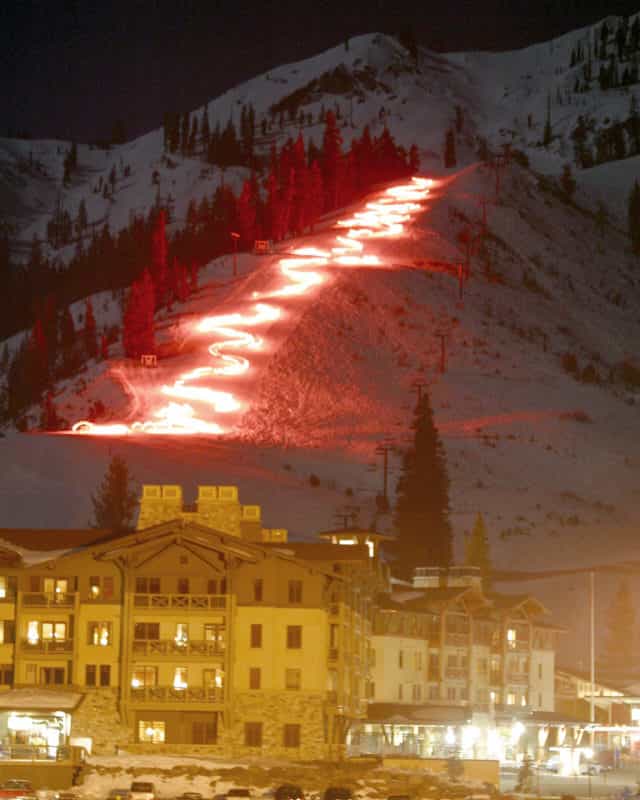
left=20, top=638, right=73, bottom=654
left=133, top=593, right=228, bottom=611
left=129, top=685, right=224, bottom=704
left=22, top=592, right=75, bottom=607
left=132, top=639, right=225, bottom=658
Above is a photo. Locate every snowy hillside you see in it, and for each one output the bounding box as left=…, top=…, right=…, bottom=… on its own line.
left=2, top=22, right=640, bottom=660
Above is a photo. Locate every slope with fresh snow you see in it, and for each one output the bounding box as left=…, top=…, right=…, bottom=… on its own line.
left=1, top=24, right=640, bottom=661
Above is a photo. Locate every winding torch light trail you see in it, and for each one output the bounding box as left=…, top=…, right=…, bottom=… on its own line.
left=70, top=176, right=432, bottom=436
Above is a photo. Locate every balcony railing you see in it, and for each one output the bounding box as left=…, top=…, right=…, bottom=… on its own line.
left=0, top=744, right=72, bottom=762
left=133, top=593, right=227, bottom=610
left=506, top=672, right=530, bottom=685
left=444, top=666, right=467, bottom=680
left=20, top=638, right=73, bottom=654
left=132, top=639, right=225, bottom=657
left=129, top=685, right=224, bottom=704
left=22, top=592, right=75, bottom=607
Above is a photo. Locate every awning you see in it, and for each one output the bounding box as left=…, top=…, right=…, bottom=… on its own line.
left=0, top=689, right=83, bottom=711
left=367, top=703, right=472, bottom=725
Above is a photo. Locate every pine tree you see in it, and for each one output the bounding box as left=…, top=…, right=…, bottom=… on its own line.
left=322, top=110, right=342, bottom=210
left=83, top=299, right=98, bottom=360
left=237, top=179, right=257, bottom=247
left=444, top=129, right=456, bottom=168
left=91, top=455, right=138, bottom=533
left=464, top=513, right=492, bottom=590
left=391, top=393, right=453, bottom=578
left=123, top=269, right=155, bottom=358
left=58, top=306, right=77, bottom=375
left=603, top=580, right=636, bottom=673
left=151, top=209, right=169, bottom=308
left=309, top=160, right=324, bottom=231
left=39, top=390, right=60, bottom=431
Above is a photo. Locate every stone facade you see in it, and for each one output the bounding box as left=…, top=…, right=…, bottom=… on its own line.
left=71, top=688, right=130, bottom=754
left=231, top=691, right=327, bottom=760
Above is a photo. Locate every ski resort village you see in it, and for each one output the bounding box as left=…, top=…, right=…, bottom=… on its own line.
left=1, top=4, right=640, bottom=796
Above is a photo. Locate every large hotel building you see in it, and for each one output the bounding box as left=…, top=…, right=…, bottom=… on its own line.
left=0, top=483, right=560, bottom=763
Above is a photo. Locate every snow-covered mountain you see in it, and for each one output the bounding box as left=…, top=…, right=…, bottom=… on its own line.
left=2, top=22, right=640, bottom=660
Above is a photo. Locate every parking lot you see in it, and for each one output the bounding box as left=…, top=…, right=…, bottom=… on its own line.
left=500, top=766, right=640, bottom=798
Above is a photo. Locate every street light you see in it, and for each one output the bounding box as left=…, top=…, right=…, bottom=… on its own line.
left=230, top=231, right=240, bottom=277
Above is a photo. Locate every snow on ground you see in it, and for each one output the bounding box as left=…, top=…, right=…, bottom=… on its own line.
left=2, top=21, right=640, bottom=663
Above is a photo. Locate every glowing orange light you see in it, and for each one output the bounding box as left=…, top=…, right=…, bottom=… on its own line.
left=69, top=176, right=431, bottom=436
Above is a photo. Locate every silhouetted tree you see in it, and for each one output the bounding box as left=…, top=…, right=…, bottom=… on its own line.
left=91, top=455, right=138, bottom=533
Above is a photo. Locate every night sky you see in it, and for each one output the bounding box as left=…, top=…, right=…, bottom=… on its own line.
left=2, top=0, right=640, bottom=143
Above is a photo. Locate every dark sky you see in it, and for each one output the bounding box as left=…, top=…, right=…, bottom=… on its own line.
left=2, top=0, right=639, bottom=142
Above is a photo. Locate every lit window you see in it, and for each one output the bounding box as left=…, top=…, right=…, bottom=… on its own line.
left=88, top=622, right=111, bottom=646
left=507, top=692, right=516, bottom=705
left=138, top=720, right=165, bottom=743
left=89, top=577, right=101, bottom=598
left=0, top=577, right=6, bottom=599
left=131, top=666, right=157, bottom=688
left=507, top=628, right=516, bottom=649
left=26, top=621, right=39, bottom=643
left=173, top=666, right=188, bottom=689
left=175, top=623, right=189, bottom=647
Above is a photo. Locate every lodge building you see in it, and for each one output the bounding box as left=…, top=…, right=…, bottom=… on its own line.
left=0, top=483, right=561, bottom=763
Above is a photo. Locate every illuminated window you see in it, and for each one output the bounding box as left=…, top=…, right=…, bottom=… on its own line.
left=131, top=666, right=157, bottom=688
left=205, top=624, right=225, bottom=648
left=507, top=628, right=517, bottom=649
left=0, top=577, right=6, bottom=599
left=138, top=720, right=165, bottom=743
left=87, top=622, right=111, bottom=646
left=507, top=692, right=516, bottom=705
left=89, top=577, right=101, bottom=598
left=41, top=621, right=67, bottom=641
left=283, top=723, right=300, bottom=748
left=173, top=666, right=188, bottom=689
left=175, top=623, right=189, bottom=646
left=43, top=578, right=68, bottom=601
left=203, top=668, right=224, bottom=689
left=285, top=668, right=301, bottom=690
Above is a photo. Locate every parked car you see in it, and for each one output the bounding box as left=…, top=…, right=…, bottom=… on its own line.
left=0, top=782, right=36, bottom=800
left=275, top=786, right=304, bottom=800
left=107, top=790, right=129, bottom=800
left=129, top=783, right=155, bottom=800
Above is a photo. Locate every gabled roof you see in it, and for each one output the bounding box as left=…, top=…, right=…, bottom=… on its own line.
left=488, top=592, right=549, bottom=617
left=398, top=585, right=491, bottom=613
